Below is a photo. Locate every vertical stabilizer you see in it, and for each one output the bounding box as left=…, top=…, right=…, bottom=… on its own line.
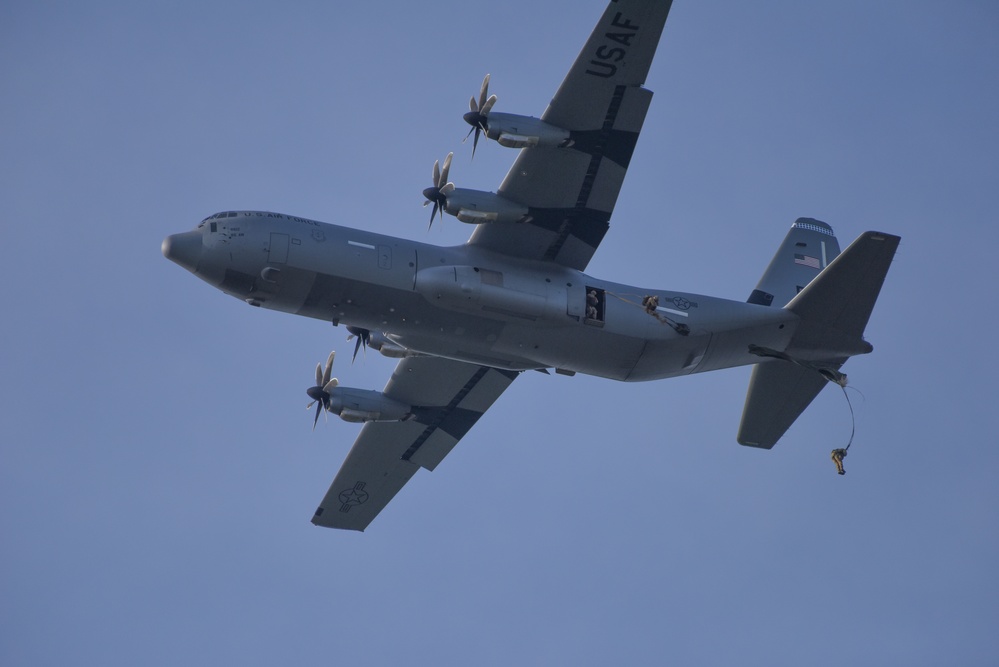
left=747, top=218, right=840, bottom=309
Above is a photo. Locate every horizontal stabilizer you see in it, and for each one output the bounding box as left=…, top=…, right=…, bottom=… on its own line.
left=737, top=360, right=836, bottom=448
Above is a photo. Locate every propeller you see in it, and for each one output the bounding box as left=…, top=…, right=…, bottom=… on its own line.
left=346, top=326, right=370, bottom=362
left=306, top=351, right=339, bottom=430
left=462, top=74, right=497, bottom=157
left=421, top=152, right=455, bottom=229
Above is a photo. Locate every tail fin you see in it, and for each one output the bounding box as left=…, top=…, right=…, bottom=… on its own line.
left=747, top=217, right=841, bottom=308
left=738, top=226, right=901, bottom=448
left=784, top=231, right=902, bottom=357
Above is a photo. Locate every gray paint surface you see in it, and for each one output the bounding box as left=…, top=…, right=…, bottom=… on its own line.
left=3, top=0, right=997, bottom=664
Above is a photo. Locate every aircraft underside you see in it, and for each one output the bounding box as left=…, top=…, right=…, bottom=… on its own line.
left=161, top=0, right=898, bottom=530
left=163, top=212, right=800, bottom=382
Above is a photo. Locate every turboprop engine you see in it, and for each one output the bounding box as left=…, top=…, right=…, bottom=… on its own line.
left=346, top=326, right=412, bottom=361
left=324, top=387, right=413, bottom=424
left=473, top=112, right=573, bottom=149
left=306, top=352, right=413, bottom=426
left=441, top=187, right=530, bottom=224
left=463, top=74, right=572, bottom=153
left=423, top=153, right=530, bottom=226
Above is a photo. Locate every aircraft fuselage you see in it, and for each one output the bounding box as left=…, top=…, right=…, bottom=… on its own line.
left=163, top=211, right=799, bottom=382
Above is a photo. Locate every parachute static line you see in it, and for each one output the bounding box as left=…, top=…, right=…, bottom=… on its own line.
left=747, top=344, right=848, bottom=387
left=747, top=344, right=860, bottom=474
left=604, top=291, right=690, bottom=336
left=839, top=384, right=857, bottom=452
left=830, top=384, right=859, bottom=475
left=639, top=295, right=690, bottom=335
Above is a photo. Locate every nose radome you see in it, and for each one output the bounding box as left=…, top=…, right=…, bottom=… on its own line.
left=162, top=231, right=203, bottom=273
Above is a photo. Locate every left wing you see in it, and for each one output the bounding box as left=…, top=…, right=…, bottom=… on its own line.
left=311, top=356, right=518, bottom=531
left=467, top=0, right=673, bottom=270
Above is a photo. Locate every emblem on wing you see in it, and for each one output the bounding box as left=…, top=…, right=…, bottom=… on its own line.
left=338, top=482, right=369, bottom=512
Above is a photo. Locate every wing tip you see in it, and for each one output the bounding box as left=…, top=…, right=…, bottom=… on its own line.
left=311, top=506, right=367, bottom=532
left=736, top=431, right=778, bottom=450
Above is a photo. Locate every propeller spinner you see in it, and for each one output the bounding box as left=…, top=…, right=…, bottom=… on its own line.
left=462, top=74, right=497, bottom=157
left=421, top=152, right=455, bottom=229
left=306, top=351, right=339, bottom=430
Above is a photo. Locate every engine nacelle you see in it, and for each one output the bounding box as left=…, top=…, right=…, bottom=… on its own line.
left=367, top=331, right=410, bottom=358
left=485, top=112, right=572, bottom=149
left=327, top=387, right=412, bottom=423
left=444, top=188, right=530, bottom=224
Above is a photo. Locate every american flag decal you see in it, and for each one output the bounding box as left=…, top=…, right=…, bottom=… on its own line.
left=794, top=253, right=821, bottom=269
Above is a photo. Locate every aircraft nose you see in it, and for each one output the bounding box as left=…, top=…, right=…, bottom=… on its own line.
left=161, top=230, right=203, bottom=273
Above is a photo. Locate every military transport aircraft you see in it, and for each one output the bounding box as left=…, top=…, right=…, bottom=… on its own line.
left=163, top=0, right=899, bottom=531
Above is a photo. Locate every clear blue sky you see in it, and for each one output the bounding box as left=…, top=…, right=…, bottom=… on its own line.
left=3, top=1, right=998, bottom=664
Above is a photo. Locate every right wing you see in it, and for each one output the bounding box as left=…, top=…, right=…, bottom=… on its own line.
left=311, top=356, right=518, bottom=531
left=467, top=0, right=674, bottom=271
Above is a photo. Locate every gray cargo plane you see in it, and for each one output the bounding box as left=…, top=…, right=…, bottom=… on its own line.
left=163, top=0, right=899, bottom=531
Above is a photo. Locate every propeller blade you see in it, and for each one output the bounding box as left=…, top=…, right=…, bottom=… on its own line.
left=481, top=94, right=497, bottom=116
left=306, top=352, right=338, bottom=430
left=426, top=155, right=455, bottom=227
left=464, top=77, right=494, bottom=157
left=322, top=351, right=335, bottom=386
left=478, top=74, right=491, bottom=110
left=347, top=327, right=370, bottom=363
left=440, top=152, right=453, bottom=186
left=428, top=201, right=439, bottom=229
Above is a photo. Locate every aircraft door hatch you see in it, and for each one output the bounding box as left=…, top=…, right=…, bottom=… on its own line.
left=584, top=286, right=605, bottom=326
left=269, top=233, right=289, bottom=264
left=566, top=283, right=584, bottom=320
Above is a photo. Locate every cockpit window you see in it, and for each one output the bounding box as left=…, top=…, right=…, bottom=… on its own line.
left=200, top=211, right=241, bottom=226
